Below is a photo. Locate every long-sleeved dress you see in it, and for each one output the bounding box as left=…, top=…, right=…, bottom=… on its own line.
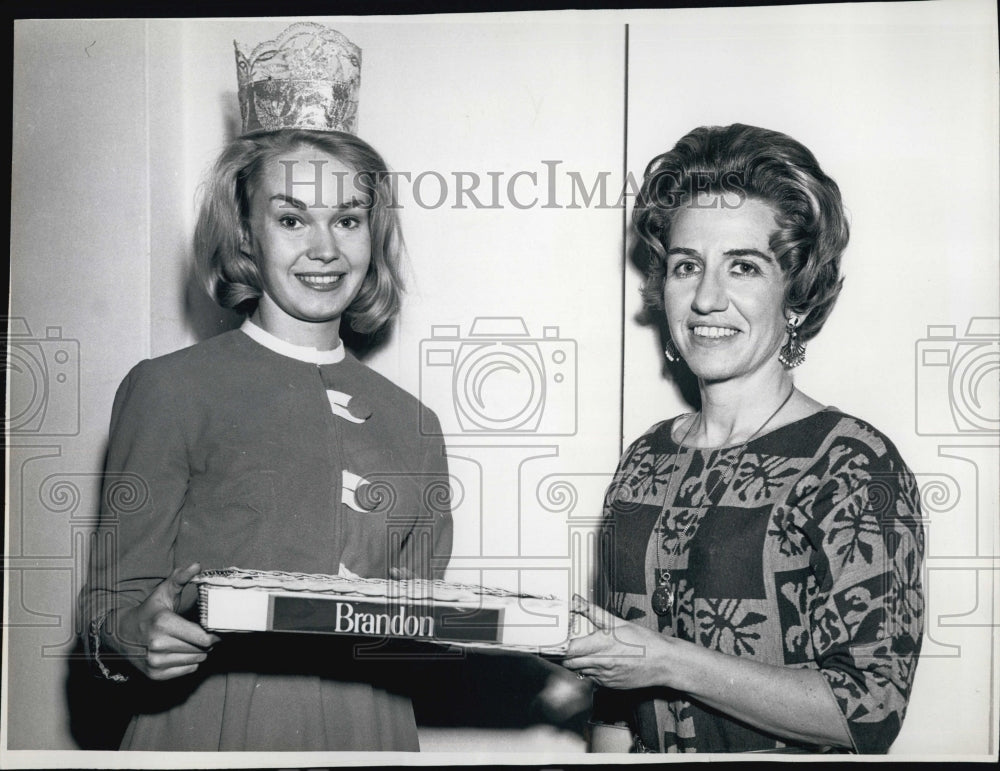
left=80, top=322, right=453, bottom=751
left=592, top=408, right=924, bottom=753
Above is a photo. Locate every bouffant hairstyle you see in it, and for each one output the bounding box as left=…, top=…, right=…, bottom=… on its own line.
left=195, top=129, right=404, bottom=335
left=633, top=124, right=849, bottom=343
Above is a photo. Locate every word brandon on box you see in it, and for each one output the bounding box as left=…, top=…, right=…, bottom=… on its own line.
left=315, top=599, right=469, bottom=639
left=193, top=568, right=581, bottom=654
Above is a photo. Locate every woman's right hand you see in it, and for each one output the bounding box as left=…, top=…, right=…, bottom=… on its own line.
left=113, top=563, right=221, bottom=680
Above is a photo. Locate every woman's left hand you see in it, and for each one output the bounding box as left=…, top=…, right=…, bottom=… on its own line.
left=561, top=595, right=685, bottom=690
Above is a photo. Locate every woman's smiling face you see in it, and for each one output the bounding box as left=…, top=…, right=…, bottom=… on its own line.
left=246, top=145, right=372, bottom=341
left=662, top=195, right=789, bottom=384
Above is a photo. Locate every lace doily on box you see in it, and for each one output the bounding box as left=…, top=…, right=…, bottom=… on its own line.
left=193, top=567, right=555, bottom=605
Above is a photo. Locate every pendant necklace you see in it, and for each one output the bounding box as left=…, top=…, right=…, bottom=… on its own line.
left=650, top=386, right=796, bottom=617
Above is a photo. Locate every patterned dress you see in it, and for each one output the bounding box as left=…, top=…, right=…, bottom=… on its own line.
left=593, top=408, right=924, bottom=753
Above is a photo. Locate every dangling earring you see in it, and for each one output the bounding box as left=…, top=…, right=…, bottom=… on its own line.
left=779, top=316, right=806, bottom=369
left=664, top=337, right=681, bottom=363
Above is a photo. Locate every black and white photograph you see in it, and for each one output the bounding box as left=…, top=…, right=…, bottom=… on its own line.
left=4, top=0, right=998, bottom=764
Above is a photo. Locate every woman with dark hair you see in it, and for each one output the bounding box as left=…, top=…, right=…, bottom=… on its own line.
left=563, top=124, right=924, bottom=754
left=79, top=25, right=452, bottom=751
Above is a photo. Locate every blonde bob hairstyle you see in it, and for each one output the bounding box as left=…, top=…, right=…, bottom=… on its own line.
left=633, top=124, right=849, bottom=344
left=195, top=129, right=405, bottom=335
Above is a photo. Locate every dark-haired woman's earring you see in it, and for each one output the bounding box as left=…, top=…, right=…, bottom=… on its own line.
left=779, top=317, right=806, bottom=369
left=664, top=338, right=681, bottom=363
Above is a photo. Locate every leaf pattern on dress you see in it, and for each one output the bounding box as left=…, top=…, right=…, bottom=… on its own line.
left=696, top=599, right=767, bottom=655
left=895, top=470, right=924, bottom=531
left=824, top=667, right=869, bottom=720
left=893, top=649, right=920, bottom=716
left=789, top=441, right=864, bottom=514
left=824, top=486, right=882, bottom=569
left=768, top=504, right=809, bottom=556
left=604, top=476, right=646, bottom=516
left=732, top=455, right=801, bottom=504
left=845, top=418, right=888, bottom=455
left=647, top=451, right=692, bottom=500
left=839, top=579, right=888, bottom=642
left=658, top=507, right=701, bottom=549
left=683, top=447, right=744, bottom=506
left=613, top=437, right=691, bottom=507
left=778, top=574, right=815, bottom=661
left=673, top=576, right=696, bottom=641
left=887, top=536, right=924, bottom=635
left=811, top=603, right=848, bottom=654
left=610, top=437, right=650, bottom=496
left=663, top=698, right=699, bottom=752
left=676, top=474, right=704, bottom=507
left=601, top=413, right=924, bottom=753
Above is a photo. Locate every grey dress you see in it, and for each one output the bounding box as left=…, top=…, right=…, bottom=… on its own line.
left=81, top=325, right=453, bottom=750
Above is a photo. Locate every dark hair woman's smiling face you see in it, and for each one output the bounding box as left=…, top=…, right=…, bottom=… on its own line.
left=663, top=195, right=789, bottom=384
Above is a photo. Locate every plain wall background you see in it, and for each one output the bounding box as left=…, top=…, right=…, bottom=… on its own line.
left=5, top=0, right=998, bottom=762
left=8, top=18, right=152, bottom=754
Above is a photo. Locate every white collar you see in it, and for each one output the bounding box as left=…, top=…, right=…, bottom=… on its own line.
left=240, top=318, right=345, bottom=365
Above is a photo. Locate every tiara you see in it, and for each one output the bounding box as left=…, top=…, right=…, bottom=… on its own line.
left=234, top=22, right=361, bottom=134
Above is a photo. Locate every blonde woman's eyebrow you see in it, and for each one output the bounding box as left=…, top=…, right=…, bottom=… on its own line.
left=269, top=194, right=367, bottom=211
left=334, top=197, right=366, bottom=211
left=269, top=193, right=308, bottom=211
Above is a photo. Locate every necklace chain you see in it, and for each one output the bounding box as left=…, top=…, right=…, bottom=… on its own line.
left=650, top=387, right=796, bottom=617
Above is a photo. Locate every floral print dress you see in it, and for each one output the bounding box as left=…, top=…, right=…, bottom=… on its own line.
left=594, top=408, right=924, bottom=753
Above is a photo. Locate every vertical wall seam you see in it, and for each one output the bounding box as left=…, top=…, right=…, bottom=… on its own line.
left=143, top=19, right=152, bottom=360
left=991, top=598, right=997, bottom=755
left=618, top=23, right=629, bottom=460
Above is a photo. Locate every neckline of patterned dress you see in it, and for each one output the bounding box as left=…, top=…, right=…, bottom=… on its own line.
left=665, top=405, right=838, bottom=453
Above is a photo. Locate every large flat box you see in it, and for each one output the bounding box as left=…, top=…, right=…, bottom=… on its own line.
left=194, top=568, right=581, bottom=654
